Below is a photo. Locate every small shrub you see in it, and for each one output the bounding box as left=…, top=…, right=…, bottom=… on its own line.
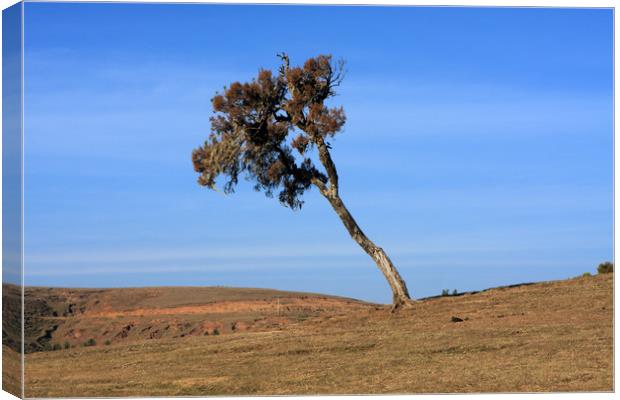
left=441, top=289, right=450, bottom=296
left=212, top=328, right=220, bottom=336
left=582, top=272, right=592, bottom=278
left=63, top=341, right=70, bottom=349
left=452, top=289, right=458, bottom=296
left=83, top=338, right=96, bottom=347
left=104, top=339, right=111, bottom=346
left=597, top=262, right=613, bottom=274
left=51, top=343, right=62, bottom=351
left=296, top=313, right=310, bottom=322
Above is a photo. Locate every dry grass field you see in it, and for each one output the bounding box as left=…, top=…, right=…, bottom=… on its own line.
left=2, top=345, right=21, bottom=397
left=11, top=273, right=612, bottom=397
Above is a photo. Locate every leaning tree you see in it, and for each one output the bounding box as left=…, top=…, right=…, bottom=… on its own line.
left=192, top=54, right=414, bottom=310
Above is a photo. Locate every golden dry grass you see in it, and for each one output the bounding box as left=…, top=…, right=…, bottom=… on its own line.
left=3, top=345, right=21, bottom=397
left=23, top=274, right=613, bottom=397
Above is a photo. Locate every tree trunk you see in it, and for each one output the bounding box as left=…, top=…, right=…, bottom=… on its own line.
left=322, top=192, right=414, bottom=311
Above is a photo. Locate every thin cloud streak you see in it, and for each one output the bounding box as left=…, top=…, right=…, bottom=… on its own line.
left=25, top=239, right=607, bottom=268
left=25, top=257, right=594, bottom=278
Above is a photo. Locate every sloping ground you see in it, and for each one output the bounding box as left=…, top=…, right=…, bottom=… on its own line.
left=23, top=274, right=613, bottom=396
left=2, top=345, right=21, bottom=398
left=2, top=285, right=22, bottom=353
left=3, top=285, right=373, bottom=352
left=2, top=285, right=23, bottom=397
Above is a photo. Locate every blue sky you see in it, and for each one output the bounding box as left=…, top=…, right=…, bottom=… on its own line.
left=3, top=3, right=22, bottom=286
left=20, top=4, right=613, bottom=303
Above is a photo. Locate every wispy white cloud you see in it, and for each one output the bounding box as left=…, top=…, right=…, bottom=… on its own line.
left=25, top=252, right=600, bottom=278
left=24, top=243, right=361, bottom=265
left=25, top=231, right=609, bottom=269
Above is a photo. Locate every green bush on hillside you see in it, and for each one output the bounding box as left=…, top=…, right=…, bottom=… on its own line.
left=597, top=262, right=613, bottom=274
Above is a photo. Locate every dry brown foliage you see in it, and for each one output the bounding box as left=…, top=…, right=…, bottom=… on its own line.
left=192, top=54, right=345, bottom=209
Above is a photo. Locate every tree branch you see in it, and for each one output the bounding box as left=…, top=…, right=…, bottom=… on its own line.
left=311, top=177, right=328, bottom=196
left=316, top=136, right=338, bottom=196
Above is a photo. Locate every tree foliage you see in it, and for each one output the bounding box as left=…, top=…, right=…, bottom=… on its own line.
left=597, top=261, right=613, bottom=274
left=192, top=54, right=346, bottom=209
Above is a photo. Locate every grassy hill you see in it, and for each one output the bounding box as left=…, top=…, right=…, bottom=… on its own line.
left=4, top=285, right=373, bottom=353
left=5, top=273, right=613, bottom=396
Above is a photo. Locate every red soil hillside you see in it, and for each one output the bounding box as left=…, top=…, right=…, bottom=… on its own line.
left=4, top=285, right=375, bottom=352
